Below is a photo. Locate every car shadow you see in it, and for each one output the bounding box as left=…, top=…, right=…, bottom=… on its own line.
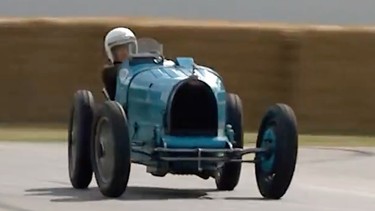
left=223, top=197, right=274, bottom=201
left=25, top=186, right=220, bottom=202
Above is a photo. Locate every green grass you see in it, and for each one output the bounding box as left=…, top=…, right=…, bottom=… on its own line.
left=0, top=124, right=67, bottom=142
left=0, top=125, right=374, bottom=147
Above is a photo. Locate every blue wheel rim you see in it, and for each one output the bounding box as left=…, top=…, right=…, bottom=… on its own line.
left=260, top=127, right=276, bottom=173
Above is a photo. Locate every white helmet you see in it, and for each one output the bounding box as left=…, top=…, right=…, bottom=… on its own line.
left=104, top=27, right=138, bottom=63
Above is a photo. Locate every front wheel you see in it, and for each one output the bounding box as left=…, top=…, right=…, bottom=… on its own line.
left=255, top=103, right=298, bottom=199
left=215, top=93, right=243, bottom=191
left=68, top=90, right=94, bottom=189
left=91, top=101, right=131, bottom=198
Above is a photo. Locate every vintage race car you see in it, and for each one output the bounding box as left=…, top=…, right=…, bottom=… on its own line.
left=68, top=38, right=298, bottom=199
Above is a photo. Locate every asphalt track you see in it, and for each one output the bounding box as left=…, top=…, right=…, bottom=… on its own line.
left=0, top=142, right=374, bottom=211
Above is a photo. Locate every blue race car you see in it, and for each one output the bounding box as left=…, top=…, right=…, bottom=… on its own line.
left=68, top=38, right=298, bottom=199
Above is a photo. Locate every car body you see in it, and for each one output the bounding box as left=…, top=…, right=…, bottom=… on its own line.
left=68, top=37, right=299, bottom=199
left=115, top=51, right=235, bottom=177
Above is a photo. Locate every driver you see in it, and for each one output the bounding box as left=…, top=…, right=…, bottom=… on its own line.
left=102, top=27, right=137, bottom=100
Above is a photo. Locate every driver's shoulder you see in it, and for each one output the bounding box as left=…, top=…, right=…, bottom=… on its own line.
left=103, top=62, right=122, bottom=70
left=102, top=63, right=122, bottom=80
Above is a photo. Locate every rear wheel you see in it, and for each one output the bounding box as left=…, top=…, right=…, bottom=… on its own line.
left=215, top=93, right=243, bottom=191
left=255, top=103, right=298, bottom=199
left=91, top=101, right=131, bottom=198
left=68, top=90, right=94, bottom=189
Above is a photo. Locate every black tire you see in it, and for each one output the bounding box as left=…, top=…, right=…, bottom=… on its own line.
left=255, top=103, right=298, bottom=199
left=68, top=90, right=95, bottom=189
left=91, top=101, right=131, bottom=198
left=215, top=93, right=244, bottom=191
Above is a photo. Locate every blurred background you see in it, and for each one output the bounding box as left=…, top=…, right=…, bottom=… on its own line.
left=1, top=0, right=375, bottom=25
left=0, top=0, right=374, bottom=141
